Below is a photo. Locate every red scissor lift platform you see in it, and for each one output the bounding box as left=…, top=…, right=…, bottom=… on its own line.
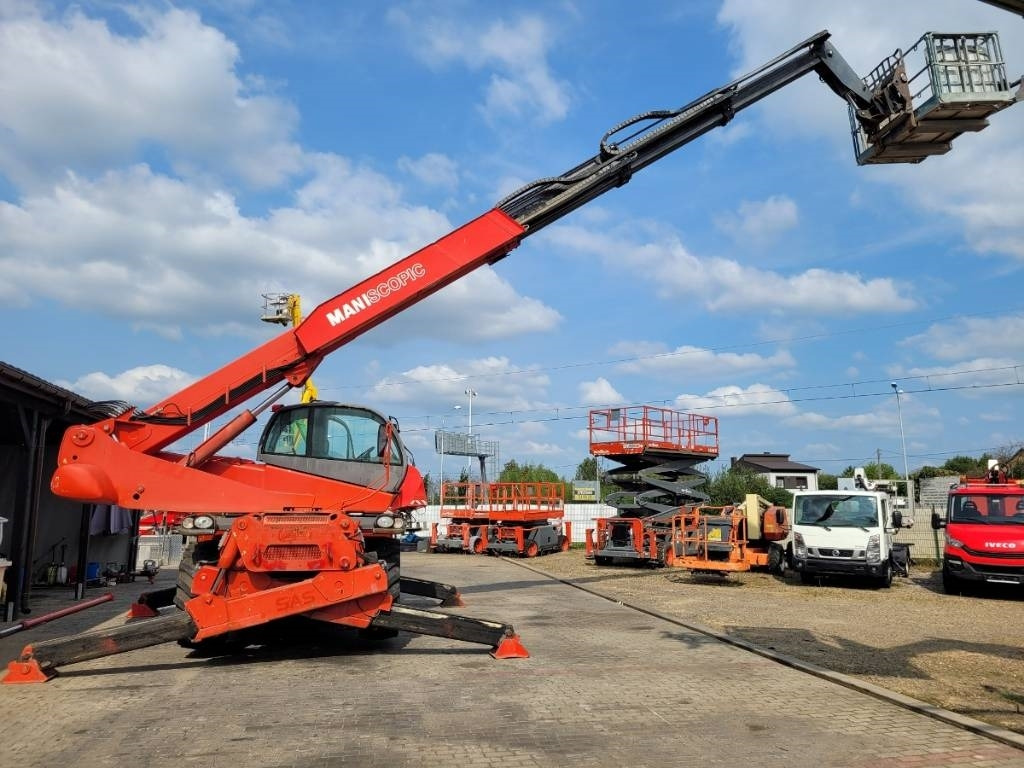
left=431, top=481, right=493, bottom=554
left=431, top=481, right=570, bottom=557
left=585, top=406, right=719, bottom=567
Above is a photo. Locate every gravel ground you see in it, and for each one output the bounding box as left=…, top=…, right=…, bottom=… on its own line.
left=518, top=551, right=1024, bottom=734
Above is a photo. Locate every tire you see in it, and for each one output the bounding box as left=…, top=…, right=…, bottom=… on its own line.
left=174, top=538, right=221, bottom=609
left=941, top=565, right=962, bottom=595
left=360, top=537, right=400, bottom=640
left=875, top=563, right=892, bottom=589
left=525, top=541, right=540, bottom=558
left=768, top=544, right=787, bottom=576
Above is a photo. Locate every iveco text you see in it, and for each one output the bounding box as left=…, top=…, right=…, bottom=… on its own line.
left=325, top=263, right=427, bottom=326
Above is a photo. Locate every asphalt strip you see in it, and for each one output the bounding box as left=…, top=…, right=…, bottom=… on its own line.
left=507, top=556, right=1024, bottom=753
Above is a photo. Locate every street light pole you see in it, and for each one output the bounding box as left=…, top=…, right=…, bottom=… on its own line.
left=464, top=389, right=477, bottom=474
left=891, top=383, right=912, bottom=519
left=465, top=388, right=477, bottom=436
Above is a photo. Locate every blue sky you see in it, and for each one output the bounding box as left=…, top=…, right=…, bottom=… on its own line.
left=1, top=0, right=1022, bottom=484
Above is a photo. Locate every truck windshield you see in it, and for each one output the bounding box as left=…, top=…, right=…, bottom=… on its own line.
left=949, top=494, right=1024, bottom=524
left=794, top=495, right=879, bottom=528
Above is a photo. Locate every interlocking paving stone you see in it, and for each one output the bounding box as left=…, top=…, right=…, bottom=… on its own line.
left=1, top=553, right=1022, bottom=768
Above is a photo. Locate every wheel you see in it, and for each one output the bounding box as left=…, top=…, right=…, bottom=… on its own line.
left=941, top=565, right=962, bottom=595
left=559, top=535, right=570, bottom=552
left=359, top=537, right=401, bottom=640
left=768, top=544, right=787, bottom=576
left=174, top=538, right=221, bottom=609
left=875, top=562, right=892, bottom=589
left=525, top=541, right=540, bottom=558
left=471, top=537, right=485, bottom=554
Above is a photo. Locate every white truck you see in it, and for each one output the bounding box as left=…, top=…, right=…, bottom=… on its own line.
left=789, top=474, right=908, bottom=588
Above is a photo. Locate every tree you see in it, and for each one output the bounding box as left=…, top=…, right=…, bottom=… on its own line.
left=940, top=455, right=988, bottom=477
left=497, top=460, right=559, bottom=483
left=704, top=466, right=792, bottom=507
left=840, top=462, right=900, bottom=481
left=574, top=457, right=598, bottom=481
left=817, top=472, right=838, bottom=491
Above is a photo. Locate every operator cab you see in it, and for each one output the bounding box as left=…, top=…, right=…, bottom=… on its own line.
left=258, top=402, right=410, bottom=492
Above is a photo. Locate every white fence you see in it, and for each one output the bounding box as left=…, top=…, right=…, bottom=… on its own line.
left=137, top=534, right=183, bottom=567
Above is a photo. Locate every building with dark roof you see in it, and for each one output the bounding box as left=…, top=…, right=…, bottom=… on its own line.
left=0, top=361, right=137, bottom=621
left=731, top=452, right=820, bottom=492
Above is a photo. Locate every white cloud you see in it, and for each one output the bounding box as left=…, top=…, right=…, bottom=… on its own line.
left=610, top=341, right=795, bottom=377
left=716, top=195, right=799, bottom=241
left=578, top=377, right=624, bottom=406
left=390, top=12, right=570, bottom=123
left=59, top=364, right=196, bottom=405
left=0, top=5, right=303, bottom=190
left=368, top=356, right=551, bottom=413
left=901, top=314, right=1024, bottom=361
left=545, top=224, right=916, bottom=315
left=397, top=153, right=459, bottom=191
left=674, top=383, right=797, bottom=417
left=0, top=162, right=560, bottom=341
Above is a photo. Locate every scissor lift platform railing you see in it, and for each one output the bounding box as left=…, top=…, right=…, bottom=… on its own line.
left=432, top=482, right=569, bottom=557
left=586, top=407, right=719, bottom=567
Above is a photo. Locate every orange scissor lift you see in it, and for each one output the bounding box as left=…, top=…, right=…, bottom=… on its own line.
left=585, top=406, right=718, bottom=567
left=484, top=481, right=570, bottom=557
left=432, top=481, right=570, bottom=557
left=431, top=481, right=494, bottom=554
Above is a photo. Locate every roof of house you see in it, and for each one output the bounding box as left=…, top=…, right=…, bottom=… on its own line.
left=0, top=360, right=124, bottom=444
left=733, top=452, right=819, bottom=473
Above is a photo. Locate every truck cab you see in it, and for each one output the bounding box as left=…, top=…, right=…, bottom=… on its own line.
left=932, top=478, right=1024, bottom=593
left=789, top=489, right=904, bottom=588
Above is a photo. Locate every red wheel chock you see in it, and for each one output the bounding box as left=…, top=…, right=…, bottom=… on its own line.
left=491, top=633, right=529, bottom=659
left=3, top=651, right=54, bottom=684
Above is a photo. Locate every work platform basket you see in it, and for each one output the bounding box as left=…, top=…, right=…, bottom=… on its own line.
left=852, top=32, right=1018, bottom=164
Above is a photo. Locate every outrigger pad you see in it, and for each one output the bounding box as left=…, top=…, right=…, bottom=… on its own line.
left=491, top=633, right=529, bottom=660
left=3, top=654, right=54, bottom=684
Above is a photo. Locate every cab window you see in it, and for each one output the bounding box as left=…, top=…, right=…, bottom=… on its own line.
left=262, top=407, right=309, bottom=456
left=309, top=406, right=403, bottom=465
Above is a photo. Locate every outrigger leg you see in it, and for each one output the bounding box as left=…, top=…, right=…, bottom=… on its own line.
left=4, top=600, right=525, bottom=683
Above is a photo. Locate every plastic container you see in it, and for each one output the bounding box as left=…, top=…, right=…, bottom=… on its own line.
left=86, top=562, right=101, bottom=582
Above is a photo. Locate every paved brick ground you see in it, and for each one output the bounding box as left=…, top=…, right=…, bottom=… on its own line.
left=1, top=553, right=1022, bottom=768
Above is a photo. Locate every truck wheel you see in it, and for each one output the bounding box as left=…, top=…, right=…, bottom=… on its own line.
left=768, top=544, right=787, bottom=576
left=941, top=565, right=962, bottom=595
left=875, top=563, right=892, bottom=589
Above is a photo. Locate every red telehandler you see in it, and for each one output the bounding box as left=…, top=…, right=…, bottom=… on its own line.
left=5, top=29, right=1019, bottom=682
